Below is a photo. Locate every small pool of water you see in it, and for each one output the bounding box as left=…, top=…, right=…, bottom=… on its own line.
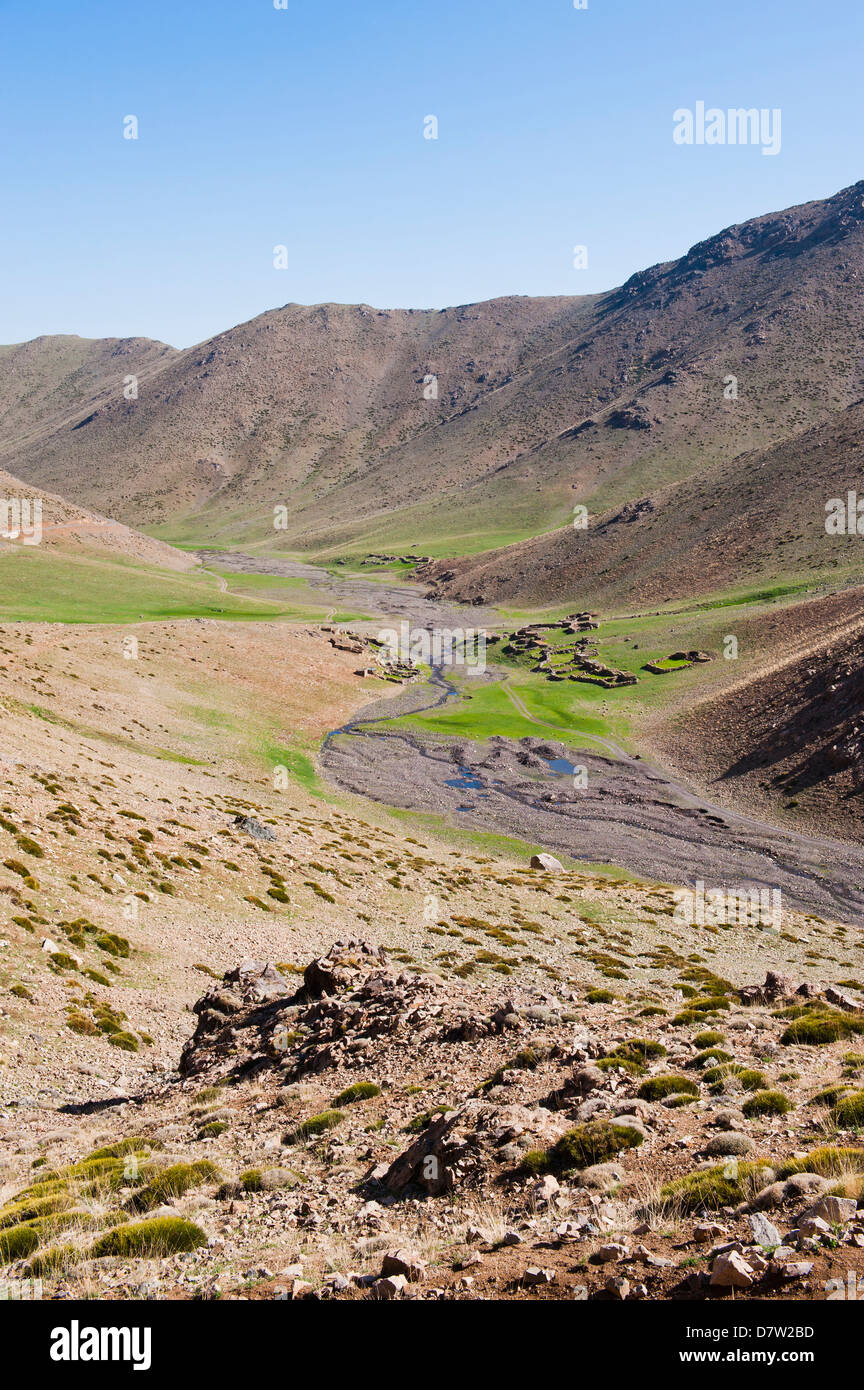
left=445, top=771, right=485, bottom=790
left=544, top=756, right=577, bottom=776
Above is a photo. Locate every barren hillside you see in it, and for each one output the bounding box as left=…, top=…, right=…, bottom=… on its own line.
left=420, top=400, right=864, bottom=607
left=5, top=182, right=864, bottom=568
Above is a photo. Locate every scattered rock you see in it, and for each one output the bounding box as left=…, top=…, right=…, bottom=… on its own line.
left=593, top=1242, right=629, bottom=1264
left=529, top=854, right=564, bottom=872
left=749, top=1213, right=781, bottom=1248
left=381, top=1249, right=426, bottom=1282
left=370, top=1274, right=408, bottom=1300
left=232, top=815, right=276, bottom=842
left=531, top=1174, right=560, bottom=1204
left=710, top=1251, right=755, bottom=1288
left=800, top=1194, right=857, bottom=1225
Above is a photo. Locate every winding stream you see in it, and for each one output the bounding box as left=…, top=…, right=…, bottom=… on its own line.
left=201, top=551, right=864, bottom=924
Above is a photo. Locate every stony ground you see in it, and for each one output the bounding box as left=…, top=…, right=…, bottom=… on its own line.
left=323, top=722, right=864, bottom=925
left=1, top=617, right=863, bottom=1301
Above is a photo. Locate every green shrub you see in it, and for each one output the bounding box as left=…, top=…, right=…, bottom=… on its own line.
left=0, top=1192, right=73, bottom=1228
left=738, top=1069, right=768, bottom=1092
left=94, top=931, right=130, bottom=958
left=833, top=1091, right=864, bottom=1127
left=27, top=1210, right=100, bottom=1238
left=610, top=1039, right=667, bottom=1063
left=680, top=969, right=733, bottom=997
left=595, top=1055, right=643, bottom=1076
left=128, top=1161, right=219, bottom=1212
left=777, top=1146, right=864, bottom=1179
left=693, top=1030, right=726, bottom=1048
left=6, top=1178, right=68, bottom=1202
left=287, top=1110, right=344, bottom=1142
left=660, top=1160, right=774, bottom=1212
left=27, top=1244, right=80, bottom=1275
left=544, top=1121, right=644, bottom=1172
left=192, top=1086, right=223, bottom=1104
left=16, top=835, right=44, bottom=858
left=86, top=1137, right=161, bottom=1161
left=0, top=1224, right=40, bottom=1263
left=66, top=1012, right=98, bottom=1036
left=64, top=1156, right=129, bottom=1183
left=690, top=1048, right=733, bottom=1069
left=91, top=1217, right=207, bottom=1258
left=196, top=1121, right=228, bottom=1139
left=781, top=1011, right=864, bottom=1046
left=332, top=1082, right=381, bottom=1106
left=637, top=1074, right=699, bottom=1102
left=686, top=995, right=731, bottom=1013
left=702, top=1062, right=744, bottom=1088
left=82, top=969, right=111, bottom=986
left=742, top=1090, right=792, bottom=1117
left=48, top=953, right=79, bottom=972
left=585, top=989, right=614, bottom=1004
left=809, top=1084, right=851, bottom=1108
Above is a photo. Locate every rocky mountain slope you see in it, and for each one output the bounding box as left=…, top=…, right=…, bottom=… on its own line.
left=4, top=181, right=864, bottom=574
left=420, top=399, right=864, bottom=607
left=0, top=334, right=175, bottom=457
left=0, top=468, right=196, bottom=572
left=653, top=608, right=864, bottom=841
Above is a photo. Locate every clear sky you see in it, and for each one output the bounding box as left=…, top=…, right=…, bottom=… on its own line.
left=0, top=0, right=861, bottom=349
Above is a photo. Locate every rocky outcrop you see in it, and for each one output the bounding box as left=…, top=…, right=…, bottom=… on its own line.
left=180, top=940, right=448, bottom=1082
left=178, top=960, right=294, bottom=1078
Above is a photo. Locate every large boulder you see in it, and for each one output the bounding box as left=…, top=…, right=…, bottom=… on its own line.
left=232, top=815, right=276, bottom=842
left=178, top=959, right=294, bottom=1078
left=530, top=853, right=564, bottom=873
left=180, top=941, right=446, bottom=1083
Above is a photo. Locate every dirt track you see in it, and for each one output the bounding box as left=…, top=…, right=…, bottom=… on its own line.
left=197, top=550, right=495, bottom=630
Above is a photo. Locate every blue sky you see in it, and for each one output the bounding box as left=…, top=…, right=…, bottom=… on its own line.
left=0, top=0, right=861, bottom=348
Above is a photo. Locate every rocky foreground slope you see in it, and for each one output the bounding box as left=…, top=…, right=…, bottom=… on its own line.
left=0, top=614, right=863, bottom=1301
left=3, top=938, right=864, bottom=1301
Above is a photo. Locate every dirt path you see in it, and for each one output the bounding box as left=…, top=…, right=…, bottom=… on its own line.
left=196, top=550, right=496, bottom=630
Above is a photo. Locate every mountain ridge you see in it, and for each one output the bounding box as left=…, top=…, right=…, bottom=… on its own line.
left=3, top=179, right=864, bottom=585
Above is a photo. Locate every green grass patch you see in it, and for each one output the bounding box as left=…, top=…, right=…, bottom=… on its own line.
left=742, top=1090, right=793, bottom=1117
left=331, top=1082, right=381, bottom=1106
left=660, top=1160, right=774, bottom=1212
left=525, top=1121, right=645, bottom=1175
left=91, top=1217, right=207, bottom=1258
left=637, top=1074, right=699, bottom=1101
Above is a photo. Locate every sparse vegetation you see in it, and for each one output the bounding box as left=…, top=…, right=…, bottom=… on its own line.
left=331, top=1081, right=381, bottom=1106
left=742, top=1090, right=793, bottom=1117
left=637, top=1074, right=699, bottom=1101
left=91, top=1217, right=207, bottom=1258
